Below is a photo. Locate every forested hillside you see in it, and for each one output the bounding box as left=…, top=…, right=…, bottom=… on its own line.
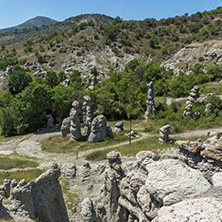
left=1, top=8, right=222, bottom=136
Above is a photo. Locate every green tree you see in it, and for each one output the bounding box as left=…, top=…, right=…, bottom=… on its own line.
left=8, top=66, right=32, bottom=95
left=45, top=71, right=59, bottom=88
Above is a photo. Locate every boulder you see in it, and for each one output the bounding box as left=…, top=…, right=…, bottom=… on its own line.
left=153, top=197, right=222, bottom=222
left=145, top=159, right=211, bottom=206
left=113, top=121, right=124, bottom=134
left=61, top=117, right=71, bottom=138
left=159, top=125, right=170, bottom=143
left=89, top=115, right=112, bottom=142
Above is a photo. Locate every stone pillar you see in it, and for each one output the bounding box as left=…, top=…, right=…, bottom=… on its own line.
left=82, top=96, right=93, bottom=136
left=144, top=81, right=155, bottom=118
left=70, top=101, right=82, bottom=141
left=159, top=125, right=171, bottom=143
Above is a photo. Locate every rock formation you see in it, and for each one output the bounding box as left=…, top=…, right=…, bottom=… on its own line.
left=0, top=163, right=69, bottom=222
left=186, top=85, right=199, bottom=104
left=144, top=81, right=155, bottom=118
left=183, top=103, right=193, bottom=118
left=159, top=125, right=170, bottom=143
left=47, top=114, right=54, bottom=128
left=113, top=121, right=124, bottom=134
left=177, top=137, right=222, bottom=180
left=88, top=115, right=112, bottom=142
left=205, top=103, right=213, bottom=116
left=82, top=96, right=93, bottom=136
left=6, top=65, right=13, bottom=76
left=76, top=135, right=222, bottom=222
left=61, top=117, right=71, bottom=137
left=183, top=85, right=200, bottom=118
left=70, top=101, right=82, bottom=141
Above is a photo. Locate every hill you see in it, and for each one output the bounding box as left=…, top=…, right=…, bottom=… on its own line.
left=0, top=16, right=57, bottom=34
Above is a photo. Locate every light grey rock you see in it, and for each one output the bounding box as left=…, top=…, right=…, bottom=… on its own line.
left=82, top=96, right=93, bottom=136
left=47, top=114, right=54, bottom=128
left=61, top=117, right=71, bottom=138
left=114, top=121, right=124, bottom=134
left=159, top=125, right=170, bottom=143
left=154, top=197, right=222, bottom=222
left=205, top=103, right=213, bottom=116
left=144, top=81, right=155, bottom=118
left=183, top=103, right=192, bottom=118
left=70, top=101, right=82, bottom=141
left=126, top=131, right=137, bottom=138
left=30, top=163, right=69, bottom=222
left=33, top=69, right=46, bottom=78
left=160, top=149, right=179, bottom=159
left=81, top=197, right=97, bottom=222
left=136, top=151, right=158, bottom=172
left=145, top=159, right=211, bottom=206
left=82, top=162, right=91, bottom=181
left=89, top=115, right=112, bottom=142
left=61, top=163, right=77, bottom=179
left=6, top=65, right=13, bottom=76
left=212, top=172, right=222, bottom=187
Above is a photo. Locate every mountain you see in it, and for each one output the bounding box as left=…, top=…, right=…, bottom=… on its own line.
left=0, top=16, right=57, bottom=34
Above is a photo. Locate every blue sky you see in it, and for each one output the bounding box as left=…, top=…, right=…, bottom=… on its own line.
left=0, top=0, right=221, bottom=29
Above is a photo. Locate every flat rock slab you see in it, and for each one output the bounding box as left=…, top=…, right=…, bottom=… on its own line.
left=16, top=139, right=49, bottom=159
left=153, top=197, right=222, bottom=222
left=145, top=159, right=211, bottom=206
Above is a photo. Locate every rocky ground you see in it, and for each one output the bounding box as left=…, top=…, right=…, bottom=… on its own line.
left=0, top=126, right=222, bottom=221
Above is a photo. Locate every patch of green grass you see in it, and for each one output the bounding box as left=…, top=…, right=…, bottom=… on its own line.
left=40, top=133, right=131, bottom=153
left=0, top=169, right=44, bottom=184
left=0, top=155, right=39, bottom=170
left=86, top=136, right=177, bottom=161
left=60, top=177, right=79, bottom=212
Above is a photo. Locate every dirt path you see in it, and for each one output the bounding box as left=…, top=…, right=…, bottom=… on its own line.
left=77, top=133, right=151, bottom=158
left=171, top=127, right=222, bottom=139
left=0, top=127, right=221, bottom=162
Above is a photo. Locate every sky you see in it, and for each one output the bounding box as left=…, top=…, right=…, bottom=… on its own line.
left=0, top=0, right=221, bottom=29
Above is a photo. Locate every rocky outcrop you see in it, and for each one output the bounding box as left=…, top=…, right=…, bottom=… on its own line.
left=159, top=125, right=170, bottom=143
left=82, top=96, right=93, bottom=136
left=163, top=40, right=222, bottom=72
left=144, top=81, right=155, bottom=118
left=70, top=101, right=82, bottom=141
left=113, top=121, right=124, bottom=134
left=88, top=115, right=112, bottom=142
left=145, top=159, right=211, bottom=206
left=177, top=137, right=222, bottom=180
left=0, top=164, right=69, bottom=222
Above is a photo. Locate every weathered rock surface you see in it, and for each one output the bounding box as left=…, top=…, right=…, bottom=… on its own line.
left=61, top=117, right=71, bottom=137
left=144, top=81, right=155, bottom=118
left=205, top=103, right=213, bottom=116
left=145, top=159, right=211, bottom=206
left=159, top=125, right=170, bottom=143
left=153, top=197, right=222, bottom=222
left=0, top=164, right=69, bottom=222
left=82, top=96, right=93, bottom=136
left=89, top=115, right=112, bottom=142
left=113, top=121, right=124, bottom=134
left=177, top=137, right=222, bottom=180
left=70, top=101, right=82, bottom=141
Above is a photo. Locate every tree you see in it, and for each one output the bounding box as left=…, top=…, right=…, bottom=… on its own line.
left=8, top=66, right=32, bottom=95
left=1, top=83, right=53, bottom=136
left=45, top=71, right=59, bottom=88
